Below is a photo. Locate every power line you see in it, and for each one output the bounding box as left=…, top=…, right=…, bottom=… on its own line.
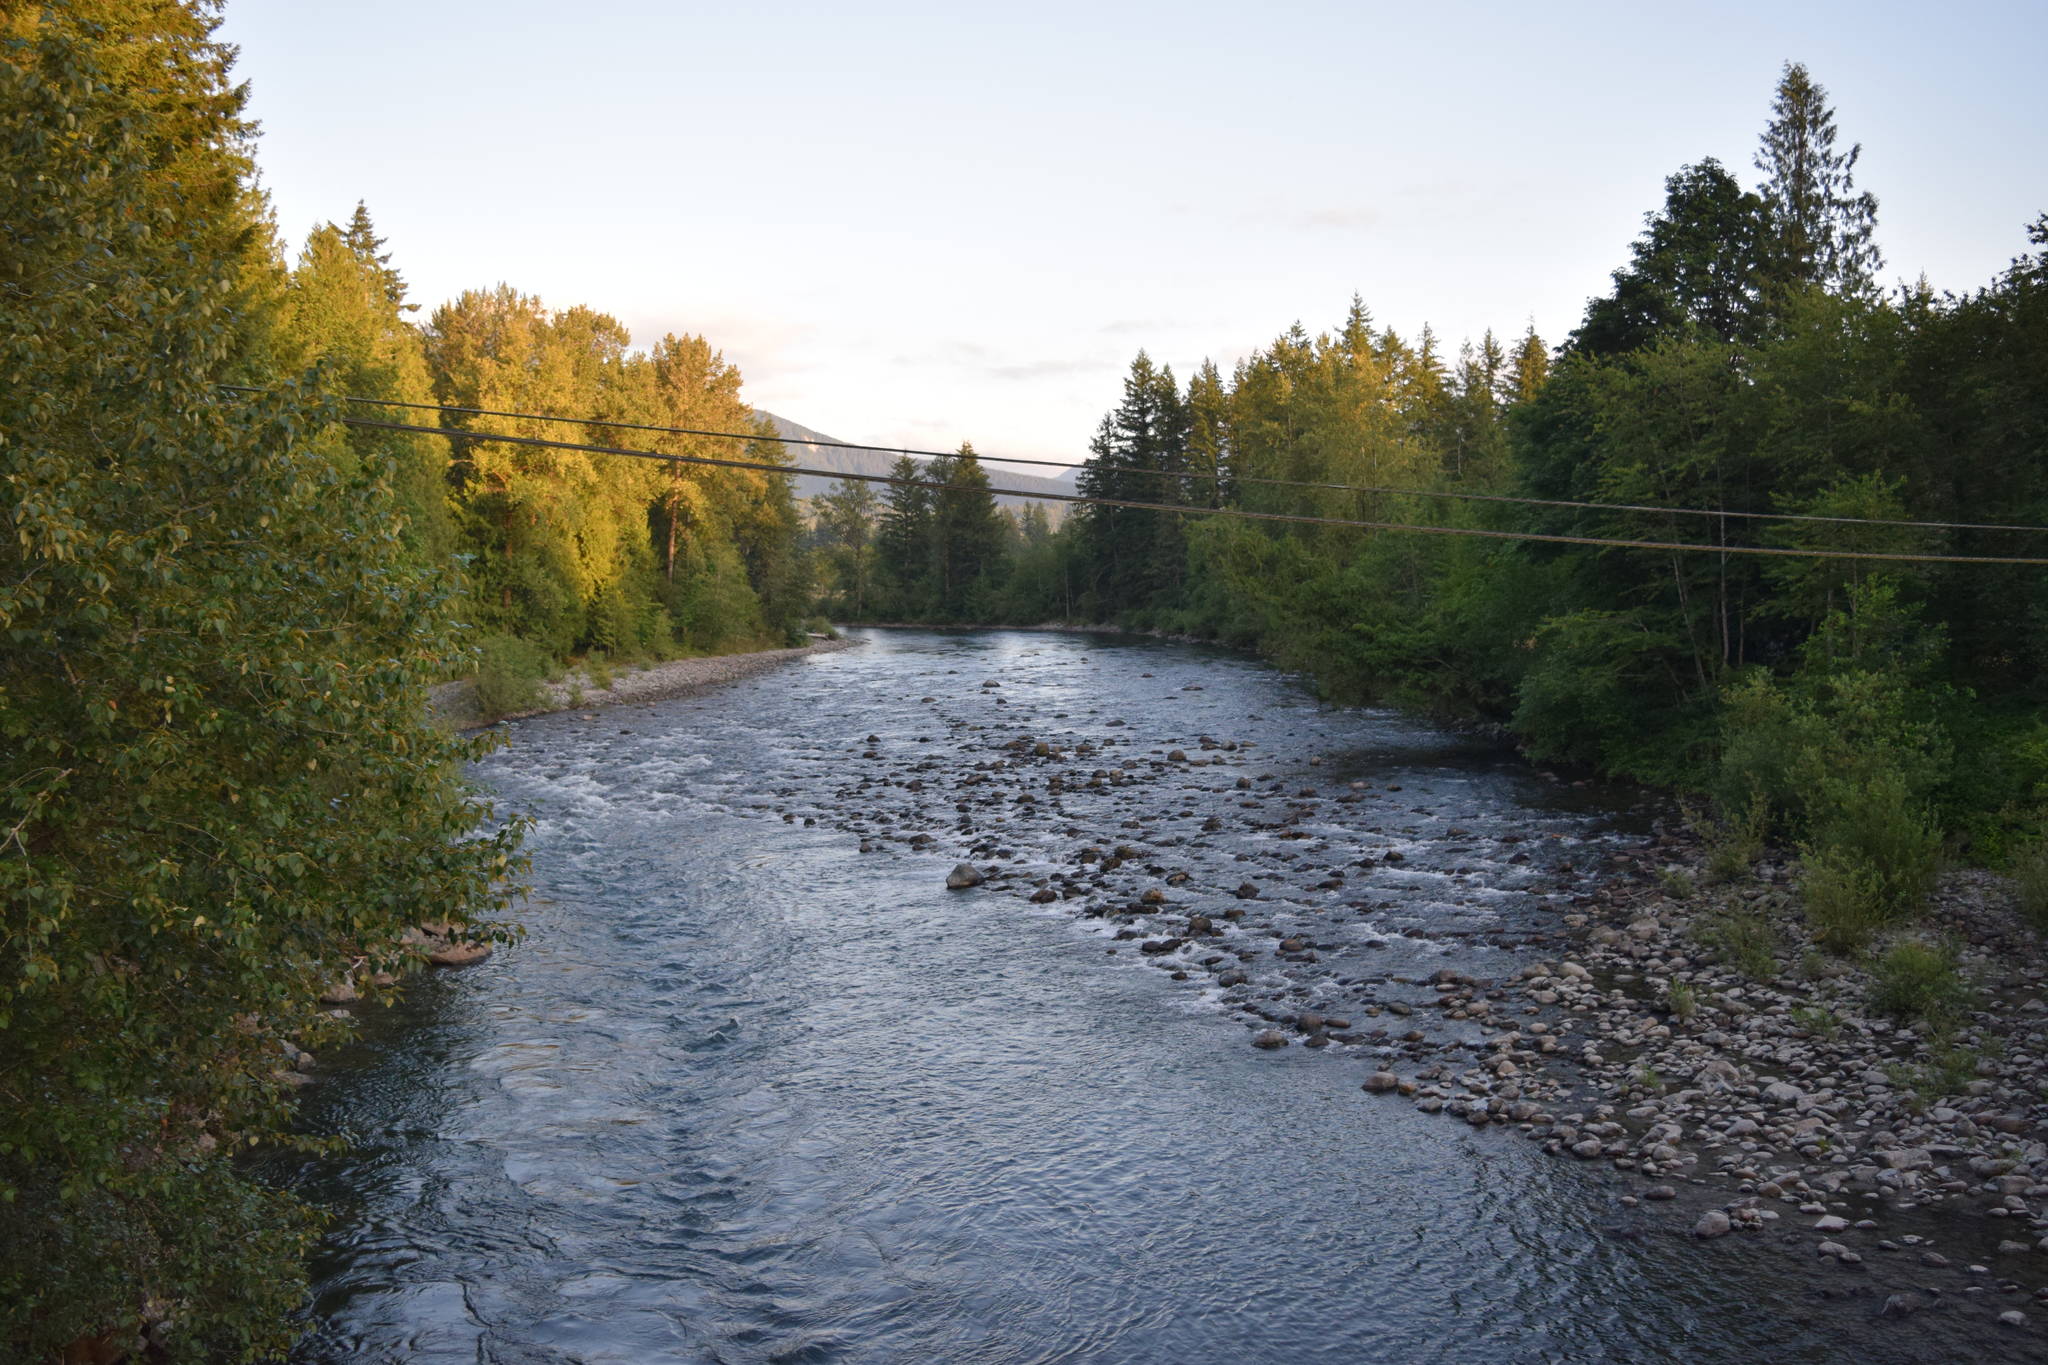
left=336, top=415, right=2048, bottom=567
left=220, top=385, right=2048, bottom=537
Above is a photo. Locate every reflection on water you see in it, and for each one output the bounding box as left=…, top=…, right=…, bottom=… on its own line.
left=283, top=630, right=1951, bottom=1363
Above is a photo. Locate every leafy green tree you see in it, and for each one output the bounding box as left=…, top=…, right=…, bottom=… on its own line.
left=279, top=209, right=452, bottom=562
left=0, top=8, right=518, bottom=1358
left=1570, top=159, right=1771, bottom=357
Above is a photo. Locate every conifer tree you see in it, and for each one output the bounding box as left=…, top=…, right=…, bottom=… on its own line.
left=931, top=443, right=1005, bottom=618
left=342, top=200, right=412, bottom=310
left=814, top=478, right=880, bottom=616
left=1074, top=351, right=1188, bottom=613
left=875, top=455, right=934, bottom=616
left=1755, top=61, right=1881, bottom=294
left=1509, top=324, right=1551, bottom=402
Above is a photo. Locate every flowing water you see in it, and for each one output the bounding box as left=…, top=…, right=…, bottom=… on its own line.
left=282, top=629, right=1976, bottom=1363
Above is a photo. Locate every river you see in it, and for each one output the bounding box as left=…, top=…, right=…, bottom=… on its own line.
left=279, top=628, right=1975, bottom=1363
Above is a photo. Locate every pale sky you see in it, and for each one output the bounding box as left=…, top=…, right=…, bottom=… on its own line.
left=222, top=0, right=2046, bottom=467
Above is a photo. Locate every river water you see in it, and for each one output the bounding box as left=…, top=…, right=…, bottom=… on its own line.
left=282, top=629, right=1958, bottom=1363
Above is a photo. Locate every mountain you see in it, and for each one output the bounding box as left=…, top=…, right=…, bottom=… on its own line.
left=755, top=411, right=1079, bottom=518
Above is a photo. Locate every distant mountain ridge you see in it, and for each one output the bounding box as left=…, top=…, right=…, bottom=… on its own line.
left=755, top=411, right=1078, bottom=515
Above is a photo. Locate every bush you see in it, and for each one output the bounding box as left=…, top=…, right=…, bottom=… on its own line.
left=2013, top=832, right=2048, bottom=931
left=1696, top=910, right=1780, bottom=980
left=1692, top=793, right=1769, bottom=884
left=1809, top=770, right=1941, bottom=914
left=1800, top=845, right=1894, bottom=952
left=474, top=633, right=552, bottom=718
left=1868, top=938, right=1970, bottom=1022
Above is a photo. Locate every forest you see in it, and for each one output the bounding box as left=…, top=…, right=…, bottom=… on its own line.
left=1, top=3, right=817, bottom=1357
left=4, top=0, right=2045, bottom=1359
left=813, top=64, right=2048, bottom=930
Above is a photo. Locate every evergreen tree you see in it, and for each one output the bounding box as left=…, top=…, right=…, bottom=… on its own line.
left=341, top=200, right=412, bottom=311
left=814, top=478, right=880, bottom=616
left=1184, top=359, right=1231, bottom=508
left=875, top=454, right=934, bottom=616
left=1755, top=61, right=1881, bottom=295
left=1509, top=324, right=1551, bottom=402
left=1074, top=351, right=1188, bottom=614
left=280, top=215, right=451, bottom=560
left=930, top=443, right=1006, bottom=618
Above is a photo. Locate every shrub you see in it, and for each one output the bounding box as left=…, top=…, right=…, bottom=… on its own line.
left=474, top=633, right=552, bottom=718
left=1868, top=938, right=1970, bottom=1022
left=2013, top=832, right=2048, bottom=932
left=1696, top=910, right=1780, bottom=980
left=1666, top=982, right=1698, bottom=1021
left=1693, top=793, right=1769, bottom=885
left=1809, top=770, right=1941, bottom=914
left=1800, top=845, right=1894, bottom=952
left=1659, top=867, right=1697, bottom=900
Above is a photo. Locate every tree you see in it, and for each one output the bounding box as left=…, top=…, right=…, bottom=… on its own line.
left=279, top=211, right=451, bottom=561
left=814, top=478, right=880, bottom=616
left=341, top=200, right=412, bottom=311
left=1509, top=323, right=1550, bottom=402
left=1074, top=351, right=1188, bottom=613
left=930, top=443, right=1006, bottom=618
left=1, top=8, right=518, bottom=1357
left=875, top=454, right=934, bottom=616
left=1570, top=159, right=1771, bottom=356
left=1755, top=61, right=1881, bottom=294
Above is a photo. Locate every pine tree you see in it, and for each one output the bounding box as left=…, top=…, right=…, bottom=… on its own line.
left=1755, top=61, right=1881, bottom=294
left=1509, top=324, right=1550, bottom=402
left=875, top=454, right=934, bottom=616
left=1184, top=359, right=1231, bottom=508
left=342, top=200, right=413, bottom=311
left=930, top=443, right=1005, bottom=618
left=814, top=478, right=880, bottom=616
left=1074, top=351, right=1189, bottom=614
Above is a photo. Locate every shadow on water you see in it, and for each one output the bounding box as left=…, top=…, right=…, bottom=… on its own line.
left=275, top=629, right=1991, bottom=1364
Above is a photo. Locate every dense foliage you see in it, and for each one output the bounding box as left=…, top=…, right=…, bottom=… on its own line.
left=3, top=1, right=813, bottom=1355
left=0, top=4, right=524, bottom=1358
left=811, top=63, right=2048, bottom=890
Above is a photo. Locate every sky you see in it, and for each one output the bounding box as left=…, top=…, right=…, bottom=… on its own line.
left=220, top=0, right=2047, bottom=468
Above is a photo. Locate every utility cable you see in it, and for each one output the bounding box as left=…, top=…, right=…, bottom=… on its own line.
left=218, top=385, right=2048, bottom=537
left=336, top=415, right=2048, bottom=567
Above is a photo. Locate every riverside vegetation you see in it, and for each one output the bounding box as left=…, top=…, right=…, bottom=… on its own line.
left=807, top=64, right=2048, bottom=1144
left=4, top=1, right=2046, bottom=1359
left=0, top=3, right=816, bottom=1359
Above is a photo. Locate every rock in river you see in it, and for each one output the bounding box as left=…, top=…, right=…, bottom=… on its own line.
left=946, top=862, right=986, bottom=889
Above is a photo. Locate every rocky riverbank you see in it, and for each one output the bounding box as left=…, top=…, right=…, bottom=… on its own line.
left=430, top=635, right=860, bottom=729
left=755, top=648, right=2048, bottom=1349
